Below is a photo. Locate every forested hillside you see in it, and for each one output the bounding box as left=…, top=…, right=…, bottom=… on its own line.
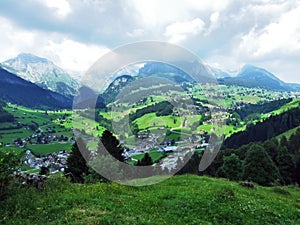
left=224, top=105, right=300, bottom=148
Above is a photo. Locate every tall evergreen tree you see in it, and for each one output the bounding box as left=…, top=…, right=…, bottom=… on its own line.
left=288, top=129, right=300, bottom=154
left=263, top=140, right=278, bottom=162
left=136, top=153, right=153, bottom=166
left=65, top=138, right=89, bottom=183
left=280, top=136, right=289, bottom=149
left=276, top=146, right=295, bottom=185
left=99, top=130, right=125, bottom=162
left=176, top=152, right=202, bottom=175
left=84, top=155, right=123, bottom=183
left=219, top=153, right=243, bottom=181
left=243, top=144, right=280, bottom=186
left=295, top=159, right=300, bottom=185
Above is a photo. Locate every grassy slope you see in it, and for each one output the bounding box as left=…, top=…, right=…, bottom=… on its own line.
left=275, top=125, right=300, bottom=141
left=256, top=98, right=300, bottom=141
left=261, top=98, right=300, bottom=120
left=1, top=175, right=299, bottom=225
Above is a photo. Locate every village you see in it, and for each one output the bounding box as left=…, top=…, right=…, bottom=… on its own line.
left=22, top=149, right=69, bottom=174
left=124, top=128, right=210, bottom=171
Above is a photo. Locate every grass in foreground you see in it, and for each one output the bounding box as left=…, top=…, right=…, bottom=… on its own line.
left=1, top=175, right=299, bottom=225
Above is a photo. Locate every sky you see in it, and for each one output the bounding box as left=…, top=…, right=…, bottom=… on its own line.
left=0, top=0, right=299, bottom=83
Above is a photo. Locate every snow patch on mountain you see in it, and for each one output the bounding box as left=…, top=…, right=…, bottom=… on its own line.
left=2, top=53, right=79, bottom=96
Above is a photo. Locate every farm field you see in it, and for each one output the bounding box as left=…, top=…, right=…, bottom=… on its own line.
left=0, top=104, right=74, bottom=155
left=1, top=85, right=298, bottom=158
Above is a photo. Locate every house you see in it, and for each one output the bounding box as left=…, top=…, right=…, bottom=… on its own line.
left=137, top=132, right=148, bottom=139
left=160, top=139, right=174, bottom=146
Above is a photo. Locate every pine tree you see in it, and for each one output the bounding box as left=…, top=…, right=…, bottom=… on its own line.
left=39, top=166, right=50, bottom=176
left=136, top=153, right=153, bottom=166
left=220, top=153, right=243, bottom=181
left=99, top=130, right=125, bottom=162
left=280, top=136, right=289, bottom=149
left=243, top=143, right=280, bottom=186
left=288, top=128, right=300, bottom=154
left=176, top=152, right=201, bottom=175
left=65, top=138, right=89, bottom=183
left=276, top=146, right=295, bottom=185
left=263, top=140, right=278, bottom=162
left=295, top=159, right=300, bottom=185
left=84, top=155, right=123, bottom=183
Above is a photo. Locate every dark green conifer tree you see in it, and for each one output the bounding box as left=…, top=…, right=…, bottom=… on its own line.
left=99, top=130, right=125, bottom=162
left=276, top=146, right=295, bottom=185
left=219, top=153, right=243, bottom=181
left=243, top=144, right=280, bottom=186
left=136, top=153, right=153, bottom=166
left=65, top=138, right=89, bottom=183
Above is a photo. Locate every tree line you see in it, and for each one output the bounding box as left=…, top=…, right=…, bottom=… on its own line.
left=204, top=129, right=300, bottom=186
left=232, top=98, right=291, bottom=120
left=129, top=101, right=173, bottom=123
left=224, top=105, right=300, bottom=148
left=0, top=102, right=14, bottom=123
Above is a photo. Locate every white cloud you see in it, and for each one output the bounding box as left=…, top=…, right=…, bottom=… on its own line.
left=164, top=18, right=205, bottom=44
left=185, top=0, right=230, bottom=11
left=1, top=0, right=300, bottom=83
left=205, top=12, right=220, bottom=35
left=237, top=5, right=300, bottom=59
left=0, top=17, right=36, bottom=61
left=130, top=0, right=189, bottom=27
left=126, top=29, right=145, bottom=38
left=43, top=39, right=110, bottom=73
left=42, top=0, right=71, bottom=18
left=0, top=17, right=110, bottom=75
left=130, top=0, right=230, bottom=29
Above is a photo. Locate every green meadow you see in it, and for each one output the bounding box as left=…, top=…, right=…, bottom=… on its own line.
left=1, top=175, right=299, bottom=225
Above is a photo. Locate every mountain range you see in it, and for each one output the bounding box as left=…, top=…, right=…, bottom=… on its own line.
left=218, top=64, right=300, bottom=92
left=0, top=53, right=300, bottom=109
left=2, top=53, right=79, bottom=97
left=0, top=66, right=72, bottom=108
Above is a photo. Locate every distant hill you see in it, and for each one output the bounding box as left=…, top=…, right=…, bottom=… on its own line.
left=138, top=62, right=195, bottom=83
left=100, top=75, right=134, bottom=104
left=218, top=65, right=300, bottom=92
left=0, top=67, right=72, bottom=109
left=73, top=85, right=105, bottom=109
left=207, top=66, right=231, bottom=78
left=2, top=53, right=79, bottom=97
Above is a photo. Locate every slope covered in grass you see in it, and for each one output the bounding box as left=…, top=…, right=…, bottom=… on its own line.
left=275, top=125, right=300, bottom=141
left=1, top=175, right=299, bottom=224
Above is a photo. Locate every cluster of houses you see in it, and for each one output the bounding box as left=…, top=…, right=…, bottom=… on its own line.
left=124, top=127, right=207, bottom=164
left=23, top=150, right=69, bottom=173
left=13, top=128, right=70, bottom=148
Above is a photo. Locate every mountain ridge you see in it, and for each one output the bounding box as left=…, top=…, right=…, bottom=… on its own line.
left=218, top=64, right=300, bottom=92
left=0, top=66, right=72, bottom=109
left=2, top=53, right=79, bottom=97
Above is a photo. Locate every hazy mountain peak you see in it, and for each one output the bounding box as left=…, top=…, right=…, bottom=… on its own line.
left=238, top=64, right=279, bottom=81
left=0, top=66, right=72, bottom=108
left=15, top=53, right=49, bottom=64
left=206, top=65, right=231, bottom=78
left=219, top=64, right=300, bottom=92
left=2, top=53, right=79, bottom=97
